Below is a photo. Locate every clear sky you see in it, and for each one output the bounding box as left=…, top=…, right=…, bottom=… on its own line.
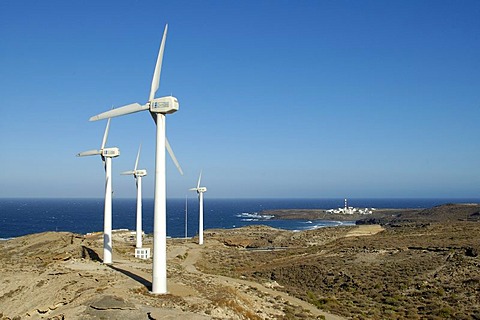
left=1, top=1, right=479, bottom=199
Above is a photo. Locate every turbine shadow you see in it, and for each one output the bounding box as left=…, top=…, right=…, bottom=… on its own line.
left=108, top=264, right=152, bottom=290
left=81, top=246, right=102, bottom=262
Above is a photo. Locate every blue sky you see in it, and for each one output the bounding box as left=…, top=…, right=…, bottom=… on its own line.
left=1, top=1, right=479, bottom=199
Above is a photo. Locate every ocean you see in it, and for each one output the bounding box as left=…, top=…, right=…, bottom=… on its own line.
left=1, top=198, right=479, bottom=239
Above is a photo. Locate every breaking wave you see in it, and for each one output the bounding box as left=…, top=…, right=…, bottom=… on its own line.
left=236, top=212, right=274, bottom=221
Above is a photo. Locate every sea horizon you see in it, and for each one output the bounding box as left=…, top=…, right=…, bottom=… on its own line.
left=1, top=197, right=479, bottom=240
left=2, top=196, right=480, bottom=200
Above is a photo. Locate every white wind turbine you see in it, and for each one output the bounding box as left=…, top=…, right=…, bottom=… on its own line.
left=190, top=171, right=207, bottom=245
left=121, top=145, right=147, bottom=249
left=77, top=118, right=119, bottom=264
left=88, top=24, right=182, bottom=294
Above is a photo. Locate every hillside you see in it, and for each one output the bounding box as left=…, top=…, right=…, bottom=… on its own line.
left=200, top=204, right=480, bottom=319
left=0, top=229, right=342, bottom=319
left=356, top=203, right=480, bottom=225
left=1, top=204, right=479, bottom=319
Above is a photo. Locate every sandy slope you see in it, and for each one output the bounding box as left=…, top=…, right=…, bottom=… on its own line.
left=0, top=226, right=381, bottom=319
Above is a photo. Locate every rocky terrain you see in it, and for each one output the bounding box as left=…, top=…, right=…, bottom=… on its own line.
left=0, top=228, right=345, bottom=319
left=1, top=203, right=479, bottom=319
left=201, top=204, right=480, bottom=319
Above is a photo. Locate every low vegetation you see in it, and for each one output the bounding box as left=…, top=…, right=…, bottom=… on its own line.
left=198, top=204, right=480, bottom=319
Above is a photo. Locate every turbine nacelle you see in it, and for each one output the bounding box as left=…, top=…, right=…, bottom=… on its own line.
left=77, top=118, right=119, bottom=159
left=190, top=171, right=207, bottom=194
left=189, top=186, right=207, bottom=193
left=121, top=145, right=148, bottom=178
left=121, top=169, right=146, bottom=176
left=102, top=147, right=120, bottom=158
left=135, top=169, right=147, bottom=177
left=149, top=96, right=179, bottom=114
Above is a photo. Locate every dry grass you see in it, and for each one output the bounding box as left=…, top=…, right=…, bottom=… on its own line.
left=198, top=221, right=480, bottom=319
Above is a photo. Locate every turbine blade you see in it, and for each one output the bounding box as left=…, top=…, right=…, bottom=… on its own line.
left=149, top=24, right=168, bottom=102
left=77, top=149, right=101, bottom=157
left=134, top=144, right=141, bottom=171
left=197, top=170, right=202, bottom=189
left=89, top=103, right=148, bottom=121
left=165, top=137, right=183, bottom=175
left=121, top=170, right=135, bottom=175
left=189, top=188, right=197, bottom=191
left=100, top=118, right=111, bottom=150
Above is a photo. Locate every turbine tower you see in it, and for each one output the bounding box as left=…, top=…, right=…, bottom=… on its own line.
left=190, top=171, right=207, bottom=245
left=121, top=144, right=147, bottom=249
left=77, top=118, right=119, bottom=264
left=88, top=24, right=183, bottom=294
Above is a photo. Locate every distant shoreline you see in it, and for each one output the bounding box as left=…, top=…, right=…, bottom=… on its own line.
left=2, top=199, right=478, bottom=239
left=261, top=208, right=418, bottom=221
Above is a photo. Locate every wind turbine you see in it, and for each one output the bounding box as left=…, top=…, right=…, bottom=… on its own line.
left=88, top=24, right=182, bottom=294
left=77, top=118, right=119, bottom=264
left=184, top=195, right=188, bottom=241
left=190, top=171, right=207, bottom=245
left=121, top=145, right=147, bottom=249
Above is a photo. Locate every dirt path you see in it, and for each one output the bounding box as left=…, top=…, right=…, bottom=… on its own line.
left=180, top=242, right=346, bottom=320
left=0, top=226, right=386, bottom=319
left=344, top=224, right=384, bottom=237
left=95, top=225, right=383, bottom=319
